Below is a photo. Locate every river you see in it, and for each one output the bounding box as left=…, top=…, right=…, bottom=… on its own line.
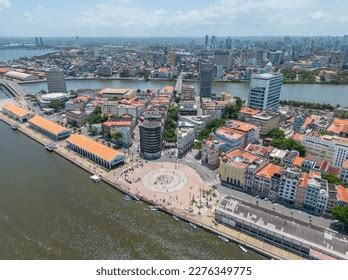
left=0, top=122, right=263, bottom=259
left=22, top=79, right=348, bottom=106
left=0, top=49, right=57, bottom=62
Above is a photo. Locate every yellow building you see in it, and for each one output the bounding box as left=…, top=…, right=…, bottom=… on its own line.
left=219, top=148, right=266, bottom=190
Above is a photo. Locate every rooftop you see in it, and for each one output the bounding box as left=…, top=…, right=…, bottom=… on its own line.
left=337, top=185, right=348, bottom=204
left=327, top=118, right=348, bottom=135
left=29, top=116, right=69, bottom=135
left=256, top=163, right=284, bottom=179
left=216, top=127, right=244, bottom=140
left=2, top=102, right=30, bottom=118
left=342, top=160, right=348, bottom=170
left=226, top=120, right=257, bottom=133
left=239, top=106, right=261, bottom=115
left=67, top=134, right=123, bottom=162
left=103, top=121, right=132, bottom=127
left=293, top=156, right=305, bottom=167
left=98, top=88, right=133, bottom=95
left=216, top=197, right=348, bottom=259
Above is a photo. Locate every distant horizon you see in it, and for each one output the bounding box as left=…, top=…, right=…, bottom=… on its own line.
left=1, top=35, right=347, bottom=39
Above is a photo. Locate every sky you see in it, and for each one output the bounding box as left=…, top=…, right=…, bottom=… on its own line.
left=1, top=0, right=348, bottom=37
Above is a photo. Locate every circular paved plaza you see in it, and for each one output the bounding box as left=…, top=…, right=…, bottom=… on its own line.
left=143, top=168, right=187, bottom=192
left=117, top=162, right=207, bottom=210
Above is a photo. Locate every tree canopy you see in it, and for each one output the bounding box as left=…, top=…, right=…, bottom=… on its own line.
left=331, top=205, right=348, bottom=230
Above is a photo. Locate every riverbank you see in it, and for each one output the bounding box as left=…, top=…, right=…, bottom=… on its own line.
left=16, top=76, right=348, bottom=86
left=0, top=112, right=303, bottom=260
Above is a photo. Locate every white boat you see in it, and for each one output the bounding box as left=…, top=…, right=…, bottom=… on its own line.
left=173, top=215, right=180, bottom=221
left=239, top=245, right=248, bottom=253
left=218, top=235, right=229, bottom=242
left=149, top=206, right=159, bottom=212
left=132, top=195, right=140, bottom=201
left=123, top=195, right=133, bottom=201
left=90, top=175, right=101, bottom=182
left=45, top=142, right=56, bottom=151
left=189, top=222, right=198, bottom=229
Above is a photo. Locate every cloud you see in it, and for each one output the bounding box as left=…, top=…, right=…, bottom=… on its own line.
left=74, top=0, right=320, bottom=35
left=309, top=11, right=348, bottom=23
left=0, top=0, right=11, bottom=11
left=24, top=5, right=52, bottom=24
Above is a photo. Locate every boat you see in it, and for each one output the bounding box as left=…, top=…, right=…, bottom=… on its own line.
left=45, top=142, right=56, bottom=151
left=90, top=175, right=101, bottom=183
left=239, top=245, right=248, bottom=253
left=123, top=195, right=133, bottom=201
left=132, top=195, right=140, bottom=201
left=11, top=124, right=19, bottom=130
left=172, top=215, right=180, bottom=221
left=149, top=206, right=159, bottom=212
left=218, top=235, right=229, bottom=242
left=189, top=222, right=198, bottom=229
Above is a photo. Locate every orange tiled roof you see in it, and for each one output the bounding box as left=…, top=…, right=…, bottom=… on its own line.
left=301, top=117, right=314, bottom=129
left=239, top=106, right=261, bottom=115
left=337, top=185, right=348, bottom=204
left=299, top=172, right=309, bottom=188
left=342, top=160, right=348, bottom=170
left=216, top=127, right=245, bottom=140
left=225, top=148, right=259, bottom=163
left=29, top=116, right=68, bottom=135
left=228, top=120, right=257, bottom=132
left=256, top=163, right=284, bottom=179
left=103, top=121, right=132, bottom=127
left=291, top=133, right=304, bottom=142
left=327, top=118, right=348, bottom=134
left=67, top=134, right=123, bottom=162
left=3, top=102, right=30, bottom=118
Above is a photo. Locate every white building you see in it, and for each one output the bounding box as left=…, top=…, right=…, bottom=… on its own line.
left=202, top=139, right=223, bottom=169
left=303, top=176, right=329, bottom=214
left=303, top=133, right=348, bottom=168
left=248, top=73, right=283, bottom=111
left=177, top=128, right=195, bottom=157
left=4, top=71, right=39, bottom=81
left=278, top=168, right=301, bottom=205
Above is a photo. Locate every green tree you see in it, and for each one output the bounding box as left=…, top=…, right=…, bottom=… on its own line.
left=331, top=205, right=348, bottom=230
left=322, top=173, right=342, bottom=184
left=87, top=106, right=108, bottom=124
left=48, top=100, right=62, bottom=109
left=111, top=131, right=123, bottom=141
left=268, top=129, right=285, bottom=139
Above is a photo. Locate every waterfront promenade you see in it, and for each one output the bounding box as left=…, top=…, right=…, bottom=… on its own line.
left=0, top=112, right=303, bottom=260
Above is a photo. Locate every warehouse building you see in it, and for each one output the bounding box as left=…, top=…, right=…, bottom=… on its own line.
left=28, top=116, right=70, bottom=140
left=2, top=102, right=33, bottom=122
left=66, top=134, right=125, bottom=169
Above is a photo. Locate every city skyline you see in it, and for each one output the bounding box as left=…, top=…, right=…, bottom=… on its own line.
left=1, top=0, right=348, bottom=37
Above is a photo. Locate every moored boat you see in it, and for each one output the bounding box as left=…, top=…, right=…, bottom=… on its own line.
left=189, top=222, right=198, bottom=229
left=90, top=174, right=101, bottom=183
left=123, top=194, right=133, bottom=201
left=11, top=124, right=19, bottom=130
left=218, top=235, right=229, bottom=242
left=173, top=215, right=180, bottom=221
left=239, top=245, right=248, bottom=253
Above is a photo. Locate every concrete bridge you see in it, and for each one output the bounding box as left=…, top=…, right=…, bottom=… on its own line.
left=0, top=79, right=28, bottom=105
